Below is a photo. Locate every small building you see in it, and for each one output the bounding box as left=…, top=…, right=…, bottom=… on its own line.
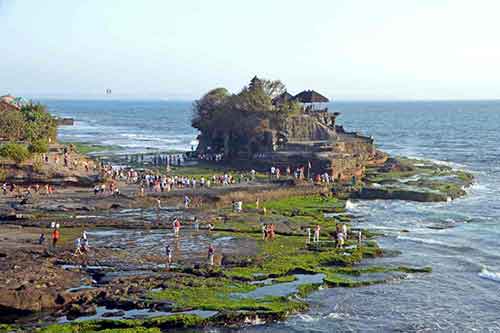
left=0, top=94, right=22, bottom=112
left=293, top=90, right=330, bottom=112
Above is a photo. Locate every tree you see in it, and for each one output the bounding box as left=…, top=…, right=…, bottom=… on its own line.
left=0, top=142, right=32, bottom=164
left=20, top=102, right=57, bottom=143
left=0, top=110, right=25, bottom=141
left=29, top=139, right=49, bottom=154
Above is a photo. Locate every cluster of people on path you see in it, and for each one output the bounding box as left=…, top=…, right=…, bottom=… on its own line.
left=197, top=153, right=224, bottom=162
left=261, top=223, right=276, bottom=240
left=150, top=153, right=185, bottom=167
left=270, top=165, right=306, bottom=180
left=2, top=182, right=56, bottom=198
left=93, top=182, right=120, bottom=196
left=304, top=223, right=352, bottom=249
left=42, top=146, right=95, bottom=173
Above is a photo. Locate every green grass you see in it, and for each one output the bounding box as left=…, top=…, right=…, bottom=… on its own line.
left=62, top=142, right=122, bottom=155
left=148, top=275, right=306, bottom=313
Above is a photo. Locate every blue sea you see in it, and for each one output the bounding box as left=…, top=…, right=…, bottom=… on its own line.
left=43, top=99, right=500, bottom=332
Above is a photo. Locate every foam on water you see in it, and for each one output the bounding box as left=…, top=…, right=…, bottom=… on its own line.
left=478, top=267, right=500, bottom=283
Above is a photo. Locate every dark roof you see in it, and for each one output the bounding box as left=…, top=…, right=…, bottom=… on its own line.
left=272, top=91, right=294, bottom=105
left=294, top=90, right=329, bottom=103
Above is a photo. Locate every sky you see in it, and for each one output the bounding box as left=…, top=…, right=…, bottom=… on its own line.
left=1, top=0, right=500, bottom=100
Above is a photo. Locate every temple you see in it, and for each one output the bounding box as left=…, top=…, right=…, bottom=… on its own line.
left=194, top=77, right=387, bottom=181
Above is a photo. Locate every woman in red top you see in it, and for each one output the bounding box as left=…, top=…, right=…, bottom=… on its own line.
left=52, top=229, right=60, bottom=249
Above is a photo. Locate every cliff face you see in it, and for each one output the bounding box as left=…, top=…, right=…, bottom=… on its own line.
left=196, top=108, right=385, bottom=181
left=282, top=114, right=337, bottom=142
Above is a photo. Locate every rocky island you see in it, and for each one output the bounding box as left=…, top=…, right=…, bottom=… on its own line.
left=0, top=85, right=473, bottom=333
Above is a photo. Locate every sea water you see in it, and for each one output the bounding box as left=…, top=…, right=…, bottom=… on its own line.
left=43, top=99, right=500, bottom=331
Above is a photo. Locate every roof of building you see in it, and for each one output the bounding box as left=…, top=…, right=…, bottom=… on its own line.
left=0, top=100, right=20, bottom=112
left=0, top=94, right=22, bottom=110
left=272, top=91, right=294, bottom=105
left=293, top=90, right=329, bottom=103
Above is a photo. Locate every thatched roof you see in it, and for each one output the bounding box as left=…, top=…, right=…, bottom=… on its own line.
left=294, top=90, right=329, bottom=103
left=272, top=91, right=294, bottom=105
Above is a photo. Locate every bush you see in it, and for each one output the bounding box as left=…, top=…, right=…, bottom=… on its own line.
left=0, top=142, right=32, bottom=164
left=29, top=139, right=49, bottom=154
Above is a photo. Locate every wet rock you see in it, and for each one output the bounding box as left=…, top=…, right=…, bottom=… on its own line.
left=66, top=304, right=97, bottom=320
left=151, top=301, right=174, bottom=312
left=102, top=310, right=125, bottom=317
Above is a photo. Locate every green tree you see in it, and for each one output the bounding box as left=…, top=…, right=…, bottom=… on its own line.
left=0, top=110, right=26, bottom=141
left=29, top=139, right=49, bottom=154
left=0, top=142, right=32, bottom=164
left=20, top=102, right=57, bottom=143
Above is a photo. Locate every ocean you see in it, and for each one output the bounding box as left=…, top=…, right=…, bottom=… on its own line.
left=43, top=99, right=500, bottom=332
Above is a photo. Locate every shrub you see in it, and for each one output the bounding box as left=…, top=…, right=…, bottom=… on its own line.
left=29, top=139, right=49, bottom=154
left=0, top=142, right=32, bottom=164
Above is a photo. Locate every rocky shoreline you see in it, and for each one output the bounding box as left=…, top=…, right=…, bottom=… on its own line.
left=0, top=153, right=472, bottom=332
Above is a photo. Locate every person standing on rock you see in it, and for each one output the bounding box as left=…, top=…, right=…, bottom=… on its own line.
left=313, top=224, right=321, bottom=243
left=51, top=228, right=60, bottom=250
left=38, top=233, right=45, bottom=245
left=165, top=244, right=172, bottom=268
left=342, top=224, right=348, bottom=240
left=207, top=244, right=215, bottom=266
left=173, top=218, right=181, bottom=237
left=306, top=227, right=311, bottom=244
left=184, top=195, right=191, bottom=209
left=73, top=238, right=82, bottom=256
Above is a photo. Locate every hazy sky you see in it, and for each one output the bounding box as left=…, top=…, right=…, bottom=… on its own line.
left=1, top=0, right=500, bottom=100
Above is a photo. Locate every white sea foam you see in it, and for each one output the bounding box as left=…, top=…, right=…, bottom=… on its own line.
left=397, top=235, right=449, bottom=247
left=478, top=268, right=500, bottom=283
left=296, top=314, right=319, bottom=322
left=326, top=312, right=351, bottom=320
left=345, top=200, right=358, bottom=210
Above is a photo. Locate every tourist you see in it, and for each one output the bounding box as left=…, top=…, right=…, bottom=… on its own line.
left=173, top=218, right=181, bottom=237
left=73, top=238, right=82, bottom=256
left=38, top=233, right=45, bottom=245
left=255, top=198, right=260, bottom=209
left=236, top=201, right=243, bottom=213
left=156, top=198, right=161, bottom=211
left=313, top=224, right=320, bottom=243
left=262, top=224, right=267, bottom=240
left=193, top=217, right=199, bottom=231
left=2, top=183, right=7, bottom=195
left=184, top=195, right=191, bottom=208
left=165, top=244, right=172, bottom=268
left=306, top=227, right=311, bottom=244
left=51, top=227, right=60, bottom=250
left=81, top=237, right=89, bottom=254
left=207, top=244, right=215, bottom=266
left=336, top=230, right=344, bottom=249
left=207, top=223, right=214, bottom=232
left=82, top=230, right=88, bottom=240
left=342, top=224, right=348, bottom=239
left=357, top=230, right=363, bottom=246
left=269, top=224, right=276, bottom=240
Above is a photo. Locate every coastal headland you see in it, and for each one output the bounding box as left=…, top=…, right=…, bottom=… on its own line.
left=0, top=86, right=473, bottom=332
